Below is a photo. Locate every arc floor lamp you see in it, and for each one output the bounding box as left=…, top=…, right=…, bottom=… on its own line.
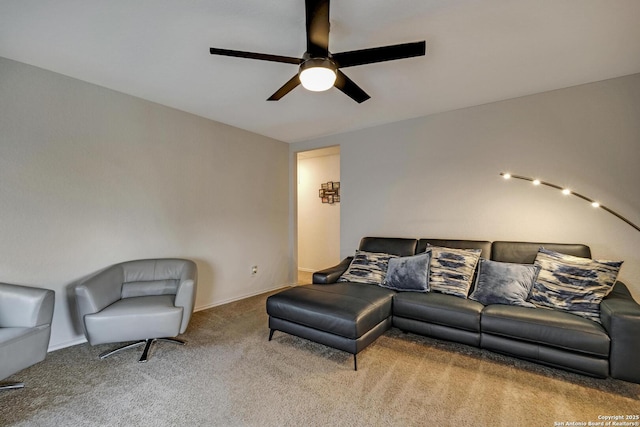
left=500, top=172, right=640, bottom=233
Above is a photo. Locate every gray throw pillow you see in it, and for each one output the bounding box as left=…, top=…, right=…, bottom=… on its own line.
left=380, top=251, right=431, bottom=292
left=338, top=250, right=397, bottom=285
left=469, top=259, right=538, bottom=307
left=529, top=247, right=622, bottom=323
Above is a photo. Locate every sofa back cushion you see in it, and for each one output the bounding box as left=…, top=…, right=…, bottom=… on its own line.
left=491, top=241, right=591, bottom=264
left=416, top=239, right=492, bottom=259
left=359, top=237, right=418, bottom=257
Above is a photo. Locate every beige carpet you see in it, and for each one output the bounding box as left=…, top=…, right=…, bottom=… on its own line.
left=2, top=289, right=639, bottom=426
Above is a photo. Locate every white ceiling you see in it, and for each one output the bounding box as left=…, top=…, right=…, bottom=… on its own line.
left=1, top=1, right=639, bottom=143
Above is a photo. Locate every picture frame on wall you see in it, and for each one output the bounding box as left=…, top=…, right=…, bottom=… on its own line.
left=319, top=181, right=340, bottom=204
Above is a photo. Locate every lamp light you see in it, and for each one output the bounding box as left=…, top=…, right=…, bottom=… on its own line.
left=499, top=172, right=640, bottom=232
left=299, top=58, right=337, bottom=92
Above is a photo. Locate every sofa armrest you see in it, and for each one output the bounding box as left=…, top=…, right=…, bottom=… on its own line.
left=312, top=257, right=353, bottom=284
left=600, top=281, right=640, bottom=384
left=0, top=283, right=55, bottom=328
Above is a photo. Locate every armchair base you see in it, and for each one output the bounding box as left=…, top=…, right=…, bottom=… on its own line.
left=99, top=337, right=186, bottom=363
left=0, top=382, right=25, bottom=391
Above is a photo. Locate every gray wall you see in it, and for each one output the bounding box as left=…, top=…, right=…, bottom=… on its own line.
left=292, top=73, right=640, bottom=297
left=0, top=57, right=291, bottom=349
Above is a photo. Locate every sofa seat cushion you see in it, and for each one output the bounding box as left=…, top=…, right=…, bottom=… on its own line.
left=481, top=305, right=610, bottom=357
left=266, top=283, right=395, bottom=340
left=393, top=292, right=484, bottom=332
left=84, top=295, right=183, bottom=345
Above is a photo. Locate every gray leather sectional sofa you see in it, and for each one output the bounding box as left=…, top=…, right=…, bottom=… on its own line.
left=267, top=237, right=640, bottom=383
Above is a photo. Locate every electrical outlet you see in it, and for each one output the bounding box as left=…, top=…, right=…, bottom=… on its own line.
left=251, top=265, right=258, bottom=276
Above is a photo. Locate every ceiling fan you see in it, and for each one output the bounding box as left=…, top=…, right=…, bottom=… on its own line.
left=209, top=0, right=426, bottom=103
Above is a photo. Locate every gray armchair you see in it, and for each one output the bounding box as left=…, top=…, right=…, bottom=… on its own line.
left=0, top=283, right=55, bottom=390
left=75, top=259, right=197, bottom=362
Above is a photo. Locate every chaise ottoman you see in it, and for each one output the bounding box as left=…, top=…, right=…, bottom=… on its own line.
left=266, top=282, right=395, bottom=370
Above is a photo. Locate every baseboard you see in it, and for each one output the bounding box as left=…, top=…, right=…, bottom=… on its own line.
left=297, top=267, right=316, bottom=273
left=48, top=336, right=87, bottom=352
left=194, top=284, right=293, bottom=312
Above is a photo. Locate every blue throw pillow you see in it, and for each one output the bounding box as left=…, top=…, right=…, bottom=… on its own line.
left=380, top=251, right=431, bottom=292
left=469, top=259, right=538, bottom=307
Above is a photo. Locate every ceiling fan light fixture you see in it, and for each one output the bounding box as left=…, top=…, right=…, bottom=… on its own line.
left=299, top=58, right=337, bottom=92
left=209, top=0, right=426, bottom=102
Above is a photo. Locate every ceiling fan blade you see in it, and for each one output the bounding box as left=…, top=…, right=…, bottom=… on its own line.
left=334, top=70, right=370, bottom=103
left=332, top=41, right=426, bottom=68
left=306, top=0, right=330, bottom=57
left=210, top=47, right=302, bottom=65
left=267, top=74, right=301, bottom=101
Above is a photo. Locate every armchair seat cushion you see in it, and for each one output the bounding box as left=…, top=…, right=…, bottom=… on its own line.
left=481, top=304, right=610, bottom=357
left=84, top=295, right=183, bottom=345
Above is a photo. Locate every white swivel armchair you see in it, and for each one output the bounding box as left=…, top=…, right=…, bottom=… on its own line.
left=75, top=259, right=197, bottom=362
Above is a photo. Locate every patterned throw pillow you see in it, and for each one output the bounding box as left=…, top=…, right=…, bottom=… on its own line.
left=529, top=248, right=622, bottom=323
left=338, top=250, right=397, bottom=285
left=428, top=246, right=481, bottom=298
left=469, top=259, right=538, bottom=307
left=380, top=251, right=431, bottom=292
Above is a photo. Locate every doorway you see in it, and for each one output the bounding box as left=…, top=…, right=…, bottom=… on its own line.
left=296, top=146, right=341, bottom=284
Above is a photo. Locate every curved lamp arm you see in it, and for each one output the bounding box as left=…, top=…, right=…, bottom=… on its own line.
left=500, top=173, right=640, bottom=233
